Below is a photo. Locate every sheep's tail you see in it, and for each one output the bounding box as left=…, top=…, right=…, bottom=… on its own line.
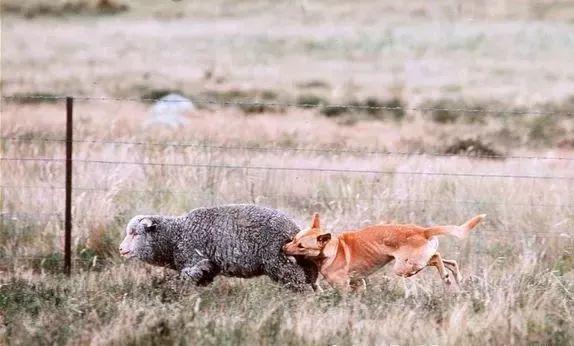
left=423, top=214, right=486, bottom=239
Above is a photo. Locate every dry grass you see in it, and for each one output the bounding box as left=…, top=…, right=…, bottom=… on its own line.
left=1, top=100, right=574, bottom=344
left=1, top=261, right=573, bottom=345
left=2, top=0, right=574, bottom=108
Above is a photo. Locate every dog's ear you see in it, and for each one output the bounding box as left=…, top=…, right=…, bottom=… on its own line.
left=316, top=233, right=331, bottom=247
left=311, top=213, right=321, bottom=229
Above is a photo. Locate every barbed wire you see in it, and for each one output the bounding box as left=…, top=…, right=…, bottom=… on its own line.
left=3, top=136, right=574, bottom=162
left=1, top=184, right=572, bottom=209
left=2, top=157, right=574, bottom=181
left=1, top=94, right=572, bottom=117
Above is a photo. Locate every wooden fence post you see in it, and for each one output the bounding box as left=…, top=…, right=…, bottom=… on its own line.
left=65, top=97, right=73, bottom=276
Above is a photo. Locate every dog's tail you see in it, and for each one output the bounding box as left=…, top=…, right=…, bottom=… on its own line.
left=424, top=214, right=486, bottom=239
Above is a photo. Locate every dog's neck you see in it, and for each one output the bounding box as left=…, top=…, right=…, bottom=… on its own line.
left=314, top=236, right=343, bottom=271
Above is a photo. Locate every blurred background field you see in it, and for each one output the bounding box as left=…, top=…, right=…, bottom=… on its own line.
left=1, top=0, right=574, bottom=345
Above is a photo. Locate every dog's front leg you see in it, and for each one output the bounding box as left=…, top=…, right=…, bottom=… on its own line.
left=311, top=277, right=324, bottom=292
left=322, top=269, right=351, bottom=293
left=350, top=278, right=367, bottom=293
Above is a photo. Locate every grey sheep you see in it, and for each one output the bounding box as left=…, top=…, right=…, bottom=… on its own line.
left=119, top=204, right=318, bottom=291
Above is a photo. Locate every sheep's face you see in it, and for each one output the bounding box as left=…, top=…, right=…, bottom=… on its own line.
left=119, top=216, right=159, bottom=262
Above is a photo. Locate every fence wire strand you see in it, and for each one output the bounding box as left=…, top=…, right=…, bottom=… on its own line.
left=2, top=157, right=574, bottom=181
left=3, top=136, right=574, bottom=162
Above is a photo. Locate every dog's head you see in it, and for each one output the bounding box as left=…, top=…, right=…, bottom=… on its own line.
left=283, top=213, right=332, bottom=258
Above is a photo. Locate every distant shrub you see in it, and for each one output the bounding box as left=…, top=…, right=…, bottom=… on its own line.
left=200, top=89, right=281, bottom=114
left=420, top=99, right=506, bottom=124
left=296, top=94, right=327, bottom=108
left=95, top=0, right=128, bottom=14
left=8, top=92, right=61, bottom=104
left=2, top=0, right=128, bottom=18
left=212, top=89, right=249, bottom=100
left=527, top=115, right=565, bottom=146
left=425, top=99, right=460, bottom=123
left=141, top=89, right=182, bottom=102
left=318, top=97, right=406, bottom=120
left=443, top=138, right=503, bottom=159
left=296, top=80, right=330, bottom=89
left=238, top=103, right=272, bottom=114
left=320, top=105, right=349, bottom=117
left=204, top=89, right=278, bottom=103
left=363, top=97, right=383, bottom=115
left=260, top=90, right=278, bottom=101
left=364, top=97, right=405, bottom=120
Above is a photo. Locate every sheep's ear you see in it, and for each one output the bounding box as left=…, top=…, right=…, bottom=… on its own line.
left=311, top=213, right=321, bottom=229
left=316, top=233, right=331, bottom=247
left=140, top=218, right=157, bottom=232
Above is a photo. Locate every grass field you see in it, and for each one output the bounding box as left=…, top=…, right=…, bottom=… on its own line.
left=2, top=0, right=574, bottom=344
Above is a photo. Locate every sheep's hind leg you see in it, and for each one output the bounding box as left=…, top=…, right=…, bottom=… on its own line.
left=181, top=259, right=220, bottom=286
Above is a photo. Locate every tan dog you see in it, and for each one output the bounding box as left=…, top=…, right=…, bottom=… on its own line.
left=283, top=213, right=485, bottom=291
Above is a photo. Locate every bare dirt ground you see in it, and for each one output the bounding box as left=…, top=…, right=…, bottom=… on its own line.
left=1, top=1, right=574, bottom=344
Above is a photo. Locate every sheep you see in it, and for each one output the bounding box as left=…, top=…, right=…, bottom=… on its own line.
left=119, top=204, right=318, bottom=291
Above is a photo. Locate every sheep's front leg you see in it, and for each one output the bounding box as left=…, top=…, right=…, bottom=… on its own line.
left=181, top=259, right=220, bottom=286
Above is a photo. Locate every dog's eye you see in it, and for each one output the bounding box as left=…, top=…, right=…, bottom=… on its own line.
left=298, top=243, right=304, bottom=248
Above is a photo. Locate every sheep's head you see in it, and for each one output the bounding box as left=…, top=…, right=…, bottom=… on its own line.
left=119, top=216, right=161, bottom=264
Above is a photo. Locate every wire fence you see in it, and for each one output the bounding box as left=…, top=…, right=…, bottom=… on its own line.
left=2, top=95, right=574, bottom=272
left=2, top=94, right=574, bottom=117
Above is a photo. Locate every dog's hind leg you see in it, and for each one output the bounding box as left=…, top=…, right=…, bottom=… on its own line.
left=442, top=259, right=462, bottom=284
left=427, top=253, right=453, bottom=287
